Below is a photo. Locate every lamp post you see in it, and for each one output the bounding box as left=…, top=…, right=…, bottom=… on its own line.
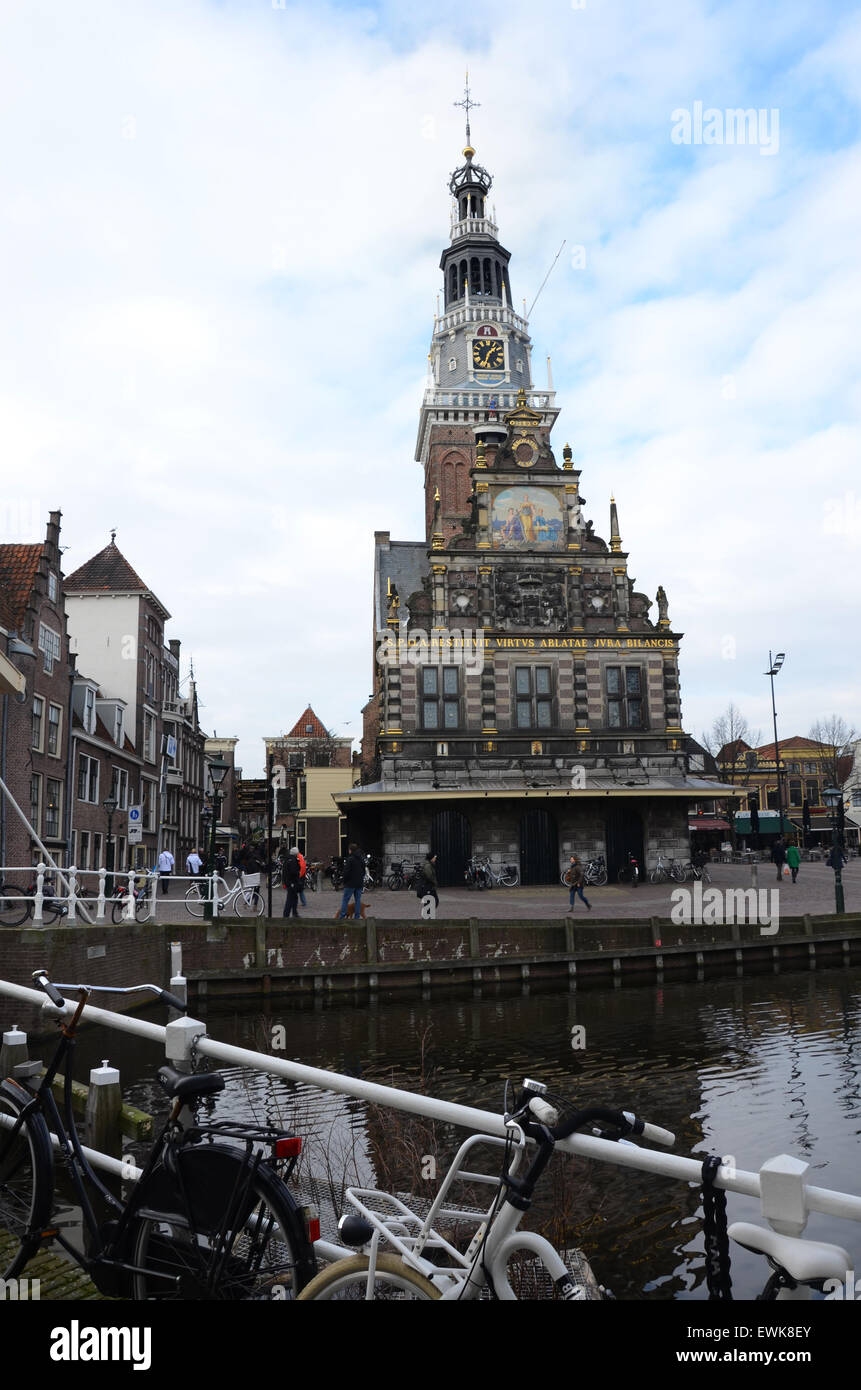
left=103, top=794, right=117, bottom=896
left=203, top=754, right=229, bottom=923
left=765, top=651, right=785, bottom=842
left=823, top=786, right=846, bottom=915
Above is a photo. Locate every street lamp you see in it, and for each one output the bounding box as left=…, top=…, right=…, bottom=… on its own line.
left=204, top=754, right=229, bottom=922
left=765, top=651, right=786, bottom=843
left=103, top=794, right=117, bottom=896
left=822, top=786, right=846, bottom=915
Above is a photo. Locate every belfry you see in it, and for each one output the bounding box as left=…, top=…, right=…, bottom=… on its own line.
left=339, top=89, right=730, bottom=885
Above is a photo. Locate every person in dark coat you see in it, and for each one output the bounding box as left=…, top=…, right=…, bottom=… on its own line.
left=338, top=843, right=365, bottom=920
left=564, top=855, right=591, bottom=912
left=417, top=853, right=439, bottom=911
left=770, top=836, right=786, bottom=882
left=282, top=849, right=302, bottom=919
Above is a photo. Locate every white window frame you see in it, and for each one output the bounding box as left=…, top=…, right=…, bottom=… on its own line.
left=38, top=623, right=61, bottom=674
left=83, top=687, right=96, bottom=735
left=77, top=753, right=100, bottom=804
left=111, top=767, right=129, bottom=810
left=31, top=695, right=45, bottom=751
left=48, top=572, right=58, bottom=602
left=47, top=702, right=62, bottom=758
left=45, top=779, right=62, bottom=838
left=143, top=710, right=156, bottom=763
left=29, top=773, right=42, bottom=835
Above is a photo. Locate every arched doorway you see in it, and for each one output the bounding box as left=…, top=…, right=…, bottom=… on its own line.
left=605, top=806, right=644, bottom=882
left=519, top=808, right=558, bottom=885
left=429, top=809, right=471, bottom=888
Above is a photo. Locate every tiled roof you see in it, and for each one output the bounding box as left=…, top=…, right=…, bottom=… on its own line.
left=0, top=543, right=43, bottom=630
left=756, top=736, right=831, bottom=759
left=286, top=706, right=330, bottom=740
left=64, top=542, right=149, bottom=593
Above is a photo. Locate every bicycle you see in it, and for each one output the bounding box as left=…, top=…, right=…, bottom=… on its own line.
left=387, top=862, right=408, bottom=891
left=649, top=854, right=685, bottom=884
left=559, top=856, right=607, bottom=888
left=616, top=852, right=640, bottom=886
left=729, top=1222, right=851, bottom=1300
left=464, top=857, right=488, bottom=890
left=111, top=872, right=155, bottom=924
left=476, top=857, right=520, bottom=888
left=0, top=970, right=318, bottom=1298
left=297, top=1077, right=673, bottom=1300
left=0, top=875, right=85, bottom=926
left=185, top=874, right=264, bottom=918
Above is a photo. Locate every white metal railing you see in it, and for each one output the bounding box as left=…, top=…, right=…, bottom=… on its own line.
left=0, top=864, right=241, bottom=923
left=2, top=971, right=861, bottom=1250
left=449, top=215, right=499, bottom=241
left=433, top=303, right=530, bottom=335
left=422, top=388, right=556, bottom=412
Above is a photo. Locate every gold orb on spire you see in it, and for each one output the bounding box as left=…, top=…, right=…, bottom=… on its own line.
left=463, top=145, right=475, bottom=159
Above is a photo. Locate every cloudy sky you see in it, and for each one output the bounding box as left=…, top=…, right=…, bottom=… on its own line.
left=2, top=0, right=858, bottom=771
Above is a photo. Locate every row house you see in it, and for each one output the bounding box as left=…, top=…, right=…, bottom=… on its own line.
left=716, top=735, right=854, bottom=847
left=264, top=707, right=355, bottom=863
left=0, top=512, right=74, bottom=873
left=69, top=669, right=150, bottom=885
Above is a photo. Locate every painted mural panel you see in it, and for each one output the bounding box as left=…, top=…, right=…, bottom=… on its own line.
left=491, top=486, right=564, bottom=549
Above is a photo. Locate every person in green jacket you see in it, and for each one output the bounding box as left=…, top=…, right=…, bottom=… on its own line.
left=785, top=843, right=801, bottom=883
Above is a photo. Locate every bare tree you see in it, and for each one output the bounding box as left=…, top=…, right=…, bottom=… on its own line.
left=705, top=704, right=762, bottom=784
left=808, top=715, right=856, bottom=789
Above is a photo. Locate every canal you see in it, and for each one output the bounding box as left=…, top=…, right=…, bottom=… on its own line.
left=66, top=961, right=861, bottom=1300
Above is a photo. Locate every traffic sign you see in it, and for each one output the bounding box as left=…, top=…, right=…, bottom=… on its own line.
left=128, top=805, right=143, bottom=844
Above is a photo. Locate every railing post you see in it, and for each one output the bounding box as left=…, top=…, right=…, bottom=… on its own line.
left=67, top=865, right=78, bottom=923
left=123, top=868, right=136, bottom=921
left=0, top=1023, right=28, bottom=1076
left=169, top=941, right=186, bottom=1012
left=211, top=870, right=219, bottom=919
left=34, top=862, right=45, bottom=923
left=759, top=1154, right=810, bottom=1237
left=85, top=1059, right=122, bottom=1158
left=96, top=866, right=107, bottom=921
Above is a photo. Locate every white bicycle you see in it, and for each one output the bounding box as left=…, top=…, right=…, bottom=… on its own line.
left=185, top=874, right=264, bottom=918
left=298, top=1080, right=674, bottom=1300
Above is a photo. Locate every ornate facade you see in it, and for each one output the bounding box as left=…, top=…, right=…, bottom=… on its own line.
left=342, top=110, right=733, bottom=884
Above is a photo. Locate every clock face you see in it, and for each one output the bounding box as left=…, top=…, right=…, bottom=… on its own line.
left=472, top=339, right=505, bottom=371
left=513, top=435, right=540, bottom=468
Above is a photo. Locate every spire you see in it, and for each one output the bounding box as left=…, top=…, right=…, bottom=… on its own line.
left=431, top=487, right=445, bottom=551
left=546, top=355, right=554, bottom=391
left=609, top=495, right=622, bottom=553
left=453, top=69, right=480, bottom=149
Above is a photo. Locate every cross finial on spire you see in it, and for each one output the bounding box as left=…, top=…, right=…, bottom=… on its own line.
left=454, top=69, right=479, bottom=147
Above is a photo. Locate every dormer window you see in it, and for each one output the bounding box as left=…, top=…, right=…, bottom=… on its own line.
left=83, top=687, right=96, bottom=735
left=114, top=708, right=124, bottom=747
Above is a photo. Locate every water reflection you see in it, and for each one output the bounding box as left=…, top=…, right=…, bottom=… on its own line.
left=60, top=964, right=861, bottom=1300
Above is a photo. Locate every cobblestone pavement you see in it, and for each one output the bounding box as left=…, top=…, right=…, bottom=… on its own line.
left=146, top=860, right=857, bottom=922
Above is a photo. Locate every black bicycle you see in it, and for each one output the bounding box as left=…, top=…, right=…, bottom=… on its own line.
left=0, top=970, right=317, bottom=1299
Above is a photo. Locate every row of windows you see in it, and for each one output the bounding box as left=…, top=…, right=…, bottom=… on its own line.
left=417, top=665, right=646, bottom=731
left=447, top=257, right=506, bottom=302
left=76, top=754, right=157, bottom=826
left=69, top=830, right=127, bottom=872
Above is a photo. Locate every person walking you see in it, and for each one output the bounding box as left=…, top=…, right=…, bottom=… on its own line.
left=338, top=843, right=365, bottom=920
left=785, top=842, right=801, bottom=884
left=157, top=847, right=174, bottom=896
left=770, top=836, right=787, bottom=883
left=291, top=846, right=309, bottom=908
left=186, top=848, right=203, bottom=878
left=564, top=855, right=591, bottom=912
left=417, top=852, right=439, bottom=912
left=281, top=849, right=301, bottom=919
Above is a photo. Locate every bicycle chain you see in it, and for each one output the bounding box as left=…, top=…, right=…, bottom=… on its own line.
left=701, top=1155, right=733, bottom=1300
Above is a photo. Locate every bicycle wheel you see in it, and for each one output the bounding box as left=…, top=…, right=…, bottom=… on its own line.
left=500, top=869, right=519, bottom=887
left=385, top=874, right=401, bottom=891
left=560, top=871, right=571, bottom=887
left=135, top=892, right=154, bottom=923
left=649, top=869, right=665, bottom=884
left=297, top=1253, right=440, bottom=1301
left=184, top=883, right=207, bottom=918
left=670, top=863, right=686, bottom=883
left=0, top=887, right=30, bottom=927
left=40, top=898, right=65, bottom=924
left=235, top=886, right=264, bottom=918
left=130, top=1163, right=313, bottom=1301
left=111, top=895, right=129, bottom=924
left=591, top=870, right=608, bottom=887
left=0, top=1080, right=54, bottom=1279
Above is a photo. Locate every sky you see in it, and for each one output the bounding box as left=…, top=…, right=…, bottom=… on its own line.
left=1, top=0, right=858, bottom=772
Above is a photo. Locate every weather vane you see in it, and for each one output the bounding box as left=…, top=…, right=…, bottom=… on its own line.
left=454, top=69, right=479, bottom=146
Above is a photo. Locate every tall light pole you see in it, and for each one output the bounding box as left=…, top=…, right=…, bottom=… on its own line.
left=765, top=651, right=785, bottom=841
left=823, top=787, right=846, bottom=915
left=103, top=794, right=117, bottom=896
left=203, top=754, right=229, bottom=923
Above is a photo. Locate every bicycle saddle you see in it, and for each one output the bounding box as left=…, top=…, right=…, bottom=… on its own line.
left=728, top=1222, right=851, bottom=1281
left=157, top=1066, right=226, bottom=1101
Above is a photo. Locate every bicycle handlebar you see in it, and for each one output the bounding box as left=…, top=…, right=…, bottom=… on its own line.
left=32, top=971, right=187, bottom=1014
left=515, top=1086, right=675, bottom=1148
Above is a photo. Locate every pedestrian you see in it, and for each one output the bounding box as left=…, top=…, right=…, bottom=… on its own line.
left=157, top=847, right=174, bottom=895
left=564, top=855, right=591, bottom=912
left=785, top=842, right=801, bottom=884
left=338, top=843, right=365, bottom=920
left=417, top=852, right=439, bottom=911
left=186, top=847, right=203, bottom=878
left=827, top=844, right=847, bottom=872
left=770, top=836, right=786, bottom=883
left=693, top=848, right=711, bottom=884
left=282, top=848, right=302, bottom=919
left=215, top=849, right=227, bottom=875
left=291, top=845, right=309, bottom=908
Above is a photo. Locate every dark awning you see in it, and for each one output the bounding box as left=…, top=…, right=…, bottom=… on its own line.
left=688, top=818, right=730, bottom=832
left=734, top=815, right=796, bottom=835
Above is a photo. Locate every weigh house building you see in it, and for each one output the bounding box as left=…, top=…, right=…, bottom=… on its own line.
left=340, top=113, right=737, bottom=885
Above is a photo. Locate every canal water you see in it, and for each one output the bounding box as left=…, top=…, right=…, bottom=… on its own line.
left=67, top=963, right=861, bottom=1300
